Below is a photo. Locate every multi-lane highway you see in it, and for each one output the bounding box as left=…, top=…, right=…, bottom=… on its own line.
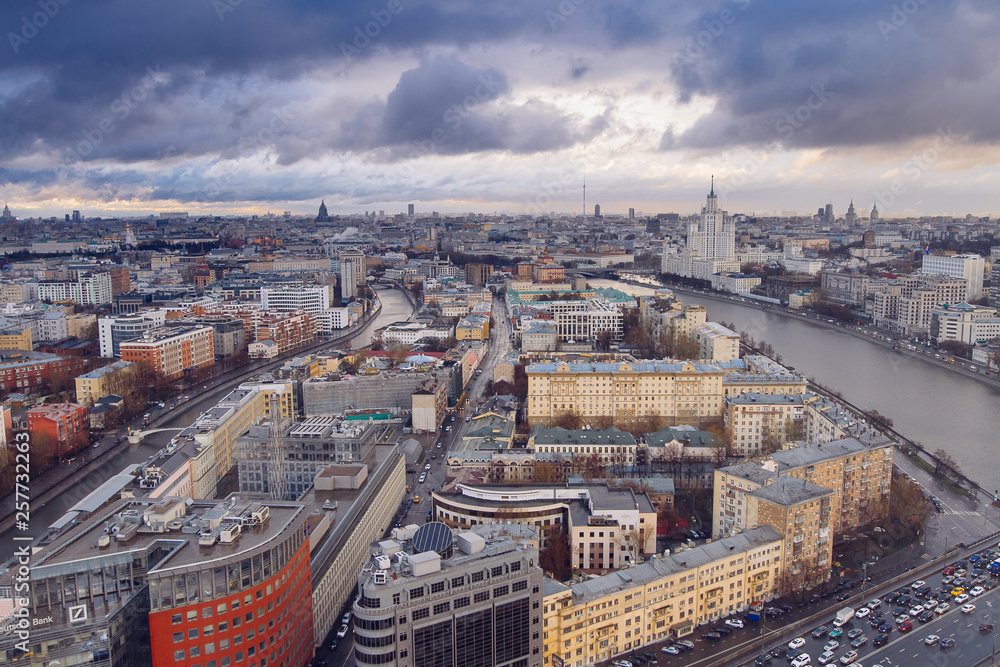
left=686, top=543, right=1000, bottom=667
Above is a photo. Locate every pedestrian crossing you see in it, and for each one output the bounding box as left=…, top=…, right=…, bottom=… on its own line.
left=946, top=510, right=984, bottom=517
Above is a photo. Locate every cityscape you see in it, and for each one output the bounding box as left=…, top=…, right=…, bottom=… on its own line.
left=1, top=3, right=1000, bottom=667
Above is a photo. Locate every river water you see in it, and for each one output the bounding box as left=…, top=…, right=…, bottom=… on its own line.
left=9, top=288, right=417, bottom=541
left=590, top=279, right=1000, bottom=492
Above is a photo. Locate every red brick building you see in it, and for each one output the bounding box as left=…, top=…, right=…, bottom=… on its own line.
left=0, top=351, right=90, bottom=394
left=255, top=311, right=316, bottom=354
left=27, top=402, right=90, bottom=456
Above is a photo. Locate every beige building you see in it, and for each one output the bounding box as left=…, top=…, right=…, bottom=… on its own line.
left=526, top=356, right=805, bottom=429
left=542, top=527, right=784, bottom=667
left=74, top=359, right=136, bottom=405
left=724, top=392, right=807, bottom=457
left=694, top=322, right=740, bottom=363
left=713, top=463, right=833, bottom=594
left=411, top=377, right=447, bottom=432
left=432, top=483, right=656, bottom=569
left=0, top=326, right=31, bottom=351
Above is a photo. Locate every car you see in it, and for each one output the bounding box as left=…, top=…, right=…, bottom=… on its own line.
left=412, top=495, right=421, bottom=503
left=828, top=628, right=843, bottom=639
left=924, top=634, right=939, bottom=646
left=873, top=633, right=889, bottom=647
left=817, top=651, right=836, bottom=665
left=789, top=637, right=807, bottom=650
left=971, top=586, right=985, bottom=597
left=878, top=623, right=892, bottom=634
left=726, top=618, right=744, bottom=629
left=898, top=594, right=911, bottom=605
left=918, top=611, right=934, bottom=623
left=909, top=605, right=924, bottom=616
left=823, top=641, right=840, bottom=652
left=143, top=413, right=150, bottom=419
left=418, top=473, right=427, bottom=483
left=702, top=632, right=721, bottom=641
left=444, top=426, right=451, bottom=432
left=661, top=646, right=680, bottom=655
left=950, top=587, right=965, bottom=596
left=988, top=580, right=999, bottom=591
left=791, top=655, right=812, bottom=667
left=847, top=628, right=864, bottom=640
left=430, top=453, right=437, bottom=459
left=424, top=463, right=431, bottom=470
left=955, top=593, right=970, bottom=604
left=866, top=599, right=882, bottom=610
left=436, top=442, right=442, bottom=449
left=911, top=580, right=926, bottom=589
left=935, top=602, right=949, bottom=614
left=675, top=640, right=693, bottom=650
left=850, top=636, right=868, bottom=648
left=898, top=621, right=913, bottom=633
left=962, top=603, right=977, bottom=614
left=941, top=638, right=956, bottom=648
left=837, top=592, right=850, bottom=602
left=981, top=623, right=996, bottom=633
left=770, top=646, right=787, bottom=659
left=942, top=566, right=956, bottom=576
left=713, top=626, right=732, bottom=635
left=754, top=654, right=773, bottom=665
left=812, top=626, right=828, bottom=639
left=329, top=638, right=338, bottom=650
left=343, top=612, right=352, bottom=625
left=855, top=607, right=870, bottom=619
left=336, top=623, right=349, bottom=639
left=839, top=650, right=858, bottom=665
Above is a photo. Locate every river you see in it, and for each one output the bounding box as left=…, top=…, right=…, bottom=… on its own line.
left=590, top=278, right=1000, bottom=492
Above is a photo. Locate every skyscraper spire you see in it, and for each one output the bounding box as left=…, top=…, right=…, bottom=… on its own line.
left=710, top=174, right=715, bottom=197
left=583, top=170, right=586, bottom=217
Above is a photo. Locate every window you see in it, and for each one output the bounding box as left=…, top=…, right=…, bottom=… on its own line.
left=455, top=596, right=470, bottom=609
left=175, top=650, right=185, bottom=661
left=410, top=587, right=425, bottom=599
left=172, top=614, right=183, bottom=625
left=431, top=581, right=445, bottom=594
left=203, top=607, right=213, bottom=619
left=494, top=585, right=509, bottom=598
left=189, top=629, right=200, bottom=640
left=433, top=602, right=450, bottom=615
left=413, top=608, right=429, bottom=621
left=474, top=591, right=490, bottom=603
left=204, top=625, right=214, bottom=636
left=451, top=576, right=465, bottom=588
left=471, top=572, right=484, bottom=583
left=491, top=566, right=503, bottom=577
left=173, top=633, right=183, bottom=643
left=219, top=621, right=229, bottom=632
left=190, top=647, right=201, bottom=658
left=513, top=580, right=527, bottom=592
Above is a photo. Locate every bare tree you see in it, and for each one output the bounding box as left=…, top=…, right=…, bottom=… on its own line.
left=613, top=526, right=646, bottom=565
left=932, top=449, right=961, bottom=480
left=386, top=342, right=411, bottom=368
left=539, top=526, right=572, bottom=581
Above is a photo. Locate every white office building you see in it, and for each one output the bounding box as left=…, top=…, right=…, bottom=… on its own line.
left=260, top=284, right=332, bottom=315
left=97, top=311, right=168, bottom=357
left=920, top=253, right=985, bottom=300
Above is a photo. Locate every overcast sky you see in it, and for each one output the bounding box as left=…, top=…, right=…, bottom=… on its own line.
left=1, top=0, right=998, bottom=219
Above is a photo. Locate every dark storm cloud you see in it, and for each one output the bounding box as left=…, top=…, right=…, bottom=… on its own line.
left=667, top=0, right=1000, bottom=150
left=338, top=56, right=606, bottom=156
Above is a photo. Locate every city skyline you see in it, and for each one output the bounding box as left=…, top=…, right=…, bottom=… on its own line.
left=1, top=1, right=999, bottom=218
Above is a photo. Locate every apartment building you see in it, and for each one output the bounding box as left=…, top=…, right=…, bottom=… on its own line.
left=119, top=325, right=215, bottom=380
left=27, top=402, right=91, bottom=455
left=255, top=310, right=316, bottom=354
left=713, top=465, right=833, bottom=593
left=0, top=350, right=88, bottom=394
left=75, top=359, right=136, bottom=404
left=693, top=322, right=740, bottom=363
left=542, top=527, right=784, bottom=667
left=352, top=526, right=543, bottom=667
left=724, top=392, right=806, bottom=457
left=36, top=270, right=114, bottom=306
left=526, top=359, right=726, bottom=428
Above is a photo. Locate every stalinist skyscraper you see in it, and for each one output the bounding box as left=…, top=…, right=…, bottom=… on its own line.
left=686, top=177, right=735, bottom=261
left=663, top=177, right=739, bottom=279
